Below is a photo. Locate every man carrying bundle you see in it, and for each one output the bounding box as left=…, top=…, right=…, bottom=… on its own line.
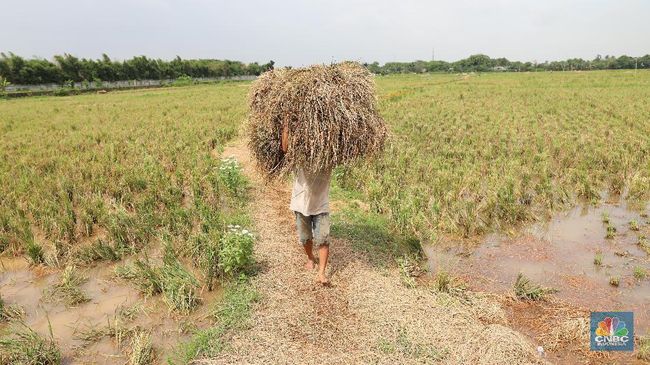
left=281, top=122, right=332, bottom=285
left=247, top=62, right=387, bottom=286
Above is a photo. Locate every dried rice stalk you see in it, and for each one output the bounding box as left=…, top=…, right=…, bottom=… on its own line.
left=247, top=62, right=387, bottom=178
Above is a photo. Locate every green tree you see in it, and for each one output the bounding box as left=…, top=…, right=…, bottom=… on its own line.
left=0, top=75, right=10, bottom=93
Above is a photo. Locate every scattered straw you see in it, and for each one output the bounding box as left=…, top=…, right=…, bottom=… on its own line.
left=129, top=330, right=154, bottom=365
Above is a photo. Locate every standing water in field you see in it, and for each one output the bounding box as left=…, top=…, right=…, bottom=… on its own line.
left=424, top=200, right=650, bottom=335
left=0, top=255, right=223, bottom=363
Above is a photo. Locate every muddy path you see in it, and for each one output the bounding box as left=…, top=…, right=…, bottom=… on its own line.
left=197, top=139, right=627, bottom=365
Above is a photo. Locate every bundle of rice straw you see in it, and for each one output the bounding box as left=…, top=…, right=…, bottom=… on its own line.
left=247, top=62, right=387, bottom=178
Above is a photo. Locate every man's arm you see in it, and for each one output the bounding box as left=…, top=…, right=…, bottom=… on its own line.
left=281, top=121, right=288, bottom=153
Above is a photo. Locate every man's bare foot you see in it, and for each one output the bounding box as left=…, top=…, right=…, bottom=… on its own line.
left=304, top=259, right=315, bottom=270
left=317, top=272, right=330, bottom=286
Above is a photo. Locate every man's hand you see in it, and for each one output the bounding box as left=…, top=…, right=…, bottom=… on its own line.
left=281, top=120, right=289, bottom=153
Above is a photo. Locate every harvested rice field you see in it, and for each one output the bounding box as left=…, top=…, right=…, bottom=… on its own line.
left=1, top=70, right=649, bottom=364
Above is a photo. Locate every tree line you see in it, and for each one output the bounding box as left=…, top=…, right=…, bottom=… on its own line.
left=0, top=53, right=275, bottom=85
left=1, top=52, right=649, bottom=86
left=365, top=54, right=650, bottom=74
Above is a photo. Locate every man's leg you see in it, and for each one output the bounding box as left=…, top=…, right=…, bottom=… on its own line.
left=317, top=244, right=329, bottom=284
left=313, top=213, right=331, bottom=285
left=303, top=239, right=315, bottom=270
left=295, top=212, right=315, bottom=270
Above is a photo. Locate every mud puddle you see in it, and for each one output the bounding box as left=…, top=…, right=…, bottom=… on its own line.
left=425, top=202, right=650, bottom=335
left=0, top=255, right=222, bottom=364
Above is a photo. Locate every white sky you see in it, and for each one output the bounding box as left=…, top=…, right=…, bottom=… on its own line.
left=2, top=0, right=649, bottom=66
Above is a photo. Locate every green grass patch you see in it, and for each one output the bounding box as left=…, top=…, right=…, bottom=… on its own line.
left=115, top=255, right=200, bottom=314
left=431, top=270, right=466, bottom=294
left=169, top=276, right=259, bottom=364
left=73, top=239, right=124, bottom=264
left=0, top=321, right=62, bottom=364
left=593, top=251, right=603, bottom=266
left=633, top=266, right=647, bottom=280
left=218, top=226, right=255, bottom=277
left=330, top=200, right=421, bottom=267
left=0, top=295, right=24, bottom=322
left=638, top=237, right=650, bottom=255
left=43, top=265, right=89, bottom=306
left=605, top=224, right=617, bottom=239
left=513, top=273, right=558, bottom=301
left=376, top=325, right=447, bottom=361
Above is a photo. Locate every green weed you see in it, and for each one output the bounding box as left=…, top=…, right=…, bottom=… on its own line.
left=605, top=224, right=617, bottom=239
left=116, top=256, right=200, bottom=313
left=638, top=237, right=650, bottom=255
left=170, top=277, right=259, bottom=364
left=392, top=325, right=446, bottom=361
left=396, top=255, right=420, bottom=288
left=629, top=219, right=640, bottom=231
left=593, top=251, right=603, bottom=266
left=219, top=157, right=248, bottom=198
left=0, top=321, right=62, bottom=364
left=43, top=265, right=89, bottom=306
left=0, top=295, right=25, bottom=322
left=513, top=273, right=557, bottom=301
left=218, top=226, right=255, bottom=277
left=431, top=270, right=466, bottom=294
left=633, top=266, right=647, bottom=280
left=609, top=276, right=620, bottom=287
left=159, top=259, right=201, bottom=313
left=25, top=240, right=45, bottom=264
left=601, top=212, right=610, bottom=224
left=73, top=239, right=123, bottom=264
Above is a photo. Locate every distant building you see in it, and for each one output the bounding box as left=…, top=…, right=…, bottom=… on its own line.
left=492, top=66, right=508, bottom=72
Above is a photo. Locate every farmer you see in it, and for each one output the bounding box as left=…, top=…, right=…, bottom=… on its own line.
left=281, top=122, right=331, bottom=285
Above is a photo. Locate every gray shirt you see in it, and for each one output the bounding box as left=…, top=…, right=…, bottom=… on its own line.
left=290, top=168, right=332, bottom=216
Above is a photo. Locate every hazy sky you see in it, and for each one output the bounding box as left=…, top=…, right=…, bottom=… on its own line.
left=2, top=0, right=649, bottom=66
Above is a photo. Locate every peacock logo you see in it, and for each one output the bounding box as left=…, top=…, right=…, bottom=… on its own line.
left=595, top=317, right=628, bottom=337
left=590, top=312, right=634, bottom=351
left=591, top=314, right=632, bottom=350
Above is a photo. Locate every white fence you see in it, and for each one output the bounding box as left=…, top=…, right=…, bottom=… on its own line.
left=5, top=75, right=257, bottom=92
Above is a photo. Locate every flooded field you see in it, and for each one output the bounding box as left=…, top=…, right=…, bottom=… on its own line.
left=425, top=201, right=650, bottom=335
left=0, top=254, right=222, bottom=364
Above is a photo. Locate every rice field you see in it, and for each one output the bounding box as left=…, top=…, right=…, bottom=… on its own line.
left=2, top=71, right=648, bottom=265
left=1, top=83, right=248, bottom=262
left=340, top=70, right=650, bottom=241
left=0, top=83, right=257, bottom=362
left=1, top=70, right=649, bottom=362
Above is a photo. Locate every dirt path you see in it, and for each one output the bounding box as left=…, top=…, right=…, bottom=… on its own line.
left=200, top=140, right=545, bottom=365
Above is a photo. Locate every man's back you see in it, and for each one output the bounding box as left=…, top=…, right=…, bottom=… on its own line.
left=289, top=169, right=332, bottom=217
